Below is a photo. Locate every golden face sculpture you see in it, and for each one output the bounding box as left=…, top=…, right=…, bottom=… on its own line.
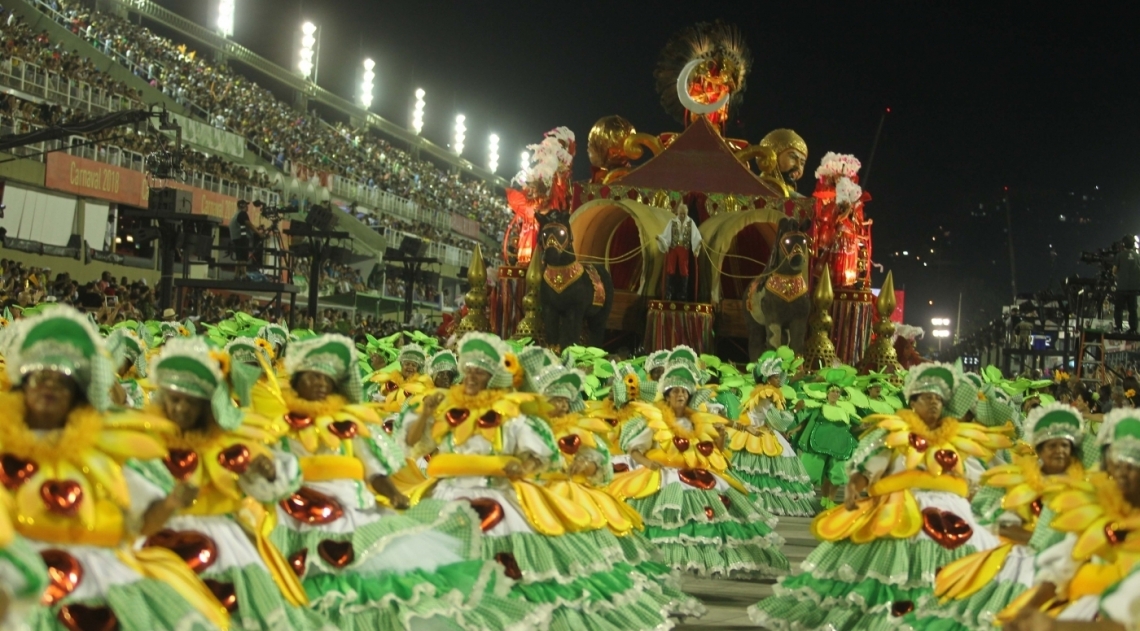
left=778, top=148, right=807, bottom=182
left=587, top=116, right=636, bottom=170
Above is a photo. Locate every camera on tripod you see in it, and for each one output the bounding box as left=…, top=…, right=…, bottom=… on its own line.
left=253, top=201, right=296, bottom=223
left=1079, top=243, right=1122, bottom=283
left=145, top=148, right=183, bottom=180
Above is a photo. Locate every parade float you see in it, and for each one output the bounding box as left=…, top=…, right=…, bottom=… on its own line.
left=470, top=21, right=886, bottom=365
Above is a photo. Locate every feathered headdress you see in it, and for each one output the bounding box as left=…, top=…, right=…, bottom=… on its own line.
left=654, top=20, right=752, bottom=124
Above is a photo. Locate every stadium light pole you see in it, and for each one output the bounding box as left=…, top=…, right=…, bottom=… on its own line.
left=519, top=150, right=529, bottom=173
left=487, top=134, right=499, bottom=173
left=298, top=21, right=320, bottom=83
left=360, top=58, right=375, bottom=109
left=217, top=0, right=235, bottom=37
left=411, top=88, right=425, bottom=135
left=453, top=115, right=466, bottom=156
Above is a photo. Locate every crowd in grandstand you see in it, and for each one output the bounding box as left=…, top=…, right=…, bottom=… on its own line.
left=20, top=0, right=513, bottom=243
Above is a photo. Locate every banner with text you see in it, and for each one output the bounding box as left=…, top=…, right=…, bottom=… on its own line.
left=156, top=112, right=246, bottom=160
left=45, top=153, right=148, bottom=207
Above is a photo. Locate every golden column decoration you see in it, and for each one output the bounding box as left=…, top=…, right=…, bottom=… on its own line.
left=514, top=249, right=543, bottom=341
left=860, top=270, right=904, bottom=377
left=457, top=244, right=491, bottom=334
left=804, top=264, right=837, bottom=370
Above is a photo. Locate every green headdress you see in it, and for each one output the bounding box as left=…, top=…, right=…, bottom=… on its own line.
left=666, top=346, right=700, bottom=372
left=534, top=365, right=586, bottom=412
left=659, top=364, right=699, bottom=395
left=398, top=343, right=428, bottom=368
left=285, top=334, right=363, bottom=403
left=457, top=332, right=512, bottom=389
left=1100, top=408, right=1140, bottom=466
left=153, top=338, right=254, bottom=431
left=519, top=346, right=562, bottom=391
left=1024, top=403, right=1085, bottom=448
left=106, top=326, right=148, bottom=378
left=427, top=350, right=458, bottom=377
left=7, top=305, right=115, bottom=411
left=903, top=362, right=958, bottom=403
left=645, top=350, right=670, bottom=373
left=611, top=361, right=656, bottom=407
left=258, top=323, right=289, bottom=350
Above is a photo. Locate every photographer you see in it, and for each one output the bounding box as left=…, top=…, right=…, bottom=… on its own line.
left=1114, top=236, right=1140, bottom=334
left=231, top=200, right=262, bottom=279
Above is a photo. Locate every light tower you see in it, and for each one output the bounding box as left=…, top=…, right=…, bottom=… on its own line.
left=298, top=22, right=319, bottom=82
left=360, top=58, right=375, bottom=108
left=453, top=115, right=466, bottom=156
left=487, top=134, right=499, bottom=173
left=411, top=89, right=425, bottom=135
left=217, top=0, right=235, bottom=37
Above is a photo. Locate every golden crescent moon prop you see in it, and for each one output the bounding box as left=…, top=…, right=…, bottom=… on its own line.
left=676, top=59, right=730, bottom=116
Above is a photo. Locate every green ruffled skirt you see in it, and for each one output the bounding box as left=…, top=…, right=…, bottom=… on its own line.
left=730, top=450, right=817, bottom=516
left=30, top=578, right=217, bottom=631
left=628, top=478, right=789, bottom=579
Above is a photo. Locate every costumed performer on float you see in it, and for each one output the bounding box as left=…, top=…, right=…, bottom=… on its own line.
left=587, top=361, right=658, bottom=472
left=645, top=350, right=669, bottom=382
left=609, top=355, right=789, bottom=579
left=427, top=350, right=459, bottom=389
left=999, top=408, right=1140, bottom=627
left=750, top=362, right=1012, bottom=631
left=906, top=403, right=1086, bottom=631
left=366, top=343, right=434, bottom=412
left=106, top=325, right=151, bottom=409
left=260, top=333, right=539, bottom=631
left=0, top=306, right=229, bottom=630
left=656, top=203, right=702, bottom=302
left=135, top=337, right=334, bottom=630
left=787, top=366, right=863, bottom=509
left=402, top=332, right=695, bottom=631
left=724, top=349, right=816, bottom=516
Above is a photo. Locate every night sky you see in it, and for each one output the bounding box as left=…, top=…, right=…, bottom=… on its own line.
left=154, top=0, right=1140, bottom=343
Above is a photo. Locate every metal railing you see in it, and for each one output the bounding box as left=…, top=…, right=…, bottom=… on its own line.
left=0, top=58, right=139, bottom=115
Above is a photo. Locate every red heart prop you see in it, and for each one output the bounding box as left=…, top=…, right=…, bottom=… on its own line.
left=144, top=529, right=218, bottom=574
left=934, top=449, right=959, bottom=471
left=285, top=412, right=313, bottom=429
left=612, top=463, right=630, bottom=473
left=384, top=381, right=398, bottom=394
left=1030, top=498, right=1043, bottom=517
left=0, top=453, right=38, bottom=489
left=163, top=449, right=199, bottom=481
left=604, top=418, right=618, bottom=427
left=908, top=433, right=928, bottom=452
left=1105, top=525, right=1130, bottom=545
left=204, top=579, right=238, bottom=612
left=719, top=494, right=731, bottom=509
left=280, top=487, right=345, bottom=525
left=478, top=410, right=503, bottom=429
left=673, top=437, right=690, bottom=453
left=216, top=444, right=251, bottom=474
left=891, top=600, right=915, bottom=617
left=40, top=480, right=83, bottom=516
left=921, top=507, right=973, bottom=550
left=57, top=604, right=118, bottom=631
left=382, top=419, right=395, bottom=434
left=704, top=506, right=715, bottom=520
left=494, top=552, right=523, bottom=580
left=446, top=408, right=470, bottom=427
left=288, top=550, right=307, bottom=578
left=317, top=540, right=355, bottom=568
left=678, top=468, right=716, bottom=490
left=328, top=420, right=358, bottom=439
left=558, top=434, right=582, bottom=455
left=467, top=498, right=505, bottom=532
left=40, top=549, right=83, bottom=606
left=697, top=441, right=715, bottom=457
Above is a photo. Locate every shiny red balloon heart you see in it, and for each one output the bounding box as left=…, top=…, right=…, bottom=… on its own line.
left=921, top=507, right=973, bottom=550
left=1030, top=498, right=1043, bottom=517
left=317, top=540, right=355, bottom=568
left=719, top=494, right=731, bottom=509
left=891, top=600, right=915, bottom=617
left=696, top=441, right=715, bottom=457
left=1105, top=524, right=1130, bottom=545
left=204, top=579, right=238, bottom=612
left=279, top=487, right=345, bottom=525
left=285, top=412, right=313, bottom=430
left=57, top=604, right=118, bottom=631
left=39, top=549, right=83, bottom=606
left=163, top=449, right=199, bottom=481
left=144, top=529, right=218, bottom=574
left=40, top=480, right=83, bottom=517
left=558, top=434, right=582, bottom=455
left=0, top=453, right=38, bottom=489
left=908, top=433, right=928, bottom=452
left=216, top=444, right=251, bottom=474
left=678, top=468, right=716, bottom=490
left=328, top=420, right=359, bottom=439
left=704, top=506, right=715, bottom=520
left=934, top=449, right=959, bottom=471
left=382, top=419, right=395, bottom=434
left=494, top=552, right=523, bottom=580
left=288, top=549, right=307, bottom=578
left=478, top=410, right=502, bottom=429
left=467, top=498, right=505, bottom=532
left=446, top=408, right=470, bottom=427
left=612, top=463, right=630, bottom=473
left=673, top=437, right=690, bottom=453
